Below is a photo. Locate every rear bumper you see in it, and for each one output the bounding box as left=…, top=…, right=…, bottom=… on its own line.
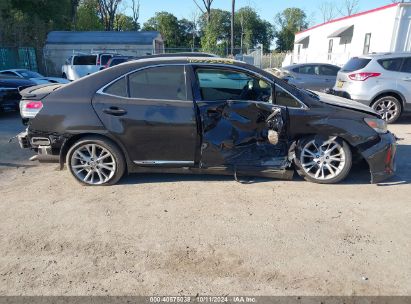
left=360, top=132, right=397, bottom=184
left=330, top=89, right=371, bottom=106
left=17, top=130, right=59, bottom=163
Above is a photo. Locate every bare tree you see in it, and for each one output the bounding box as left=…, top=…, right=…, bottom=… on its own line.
left=190, top=9, right=200, bottom=50
left=337, top=0, right=359, bottom=16
left=319, top=1, right=337, bottom=23
left=70, top=0, right=80, bottom=30
left=193, top=0, right=214, bottom=23
left=97, top=0, right=122, bottom=31
left=231, top=0, right=235, bottom=56
left=131, top=0, right=140, bottom=30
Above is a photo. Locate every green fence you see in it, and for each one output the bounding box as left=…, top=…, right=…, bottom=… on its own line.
left=0, top=47, right=38, bottom=71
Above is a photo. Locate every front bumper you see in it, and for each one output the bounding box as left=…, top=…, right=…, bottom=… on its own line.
left=361, top=132, right=397, bottom=183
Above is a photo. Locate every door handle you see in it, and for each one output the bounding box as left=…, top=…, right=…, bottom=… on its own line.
left=103, top=106, right=127, bottom=116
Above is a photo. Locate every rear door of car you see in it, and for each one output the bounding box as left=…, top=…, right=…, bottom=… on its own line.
left=92, top=64, right=198, bottom=166
left=290, top=65, right=324, bottom=91
left=189, top=64, right=288, bottom=170
left=318, top=65, right=340, bottom=90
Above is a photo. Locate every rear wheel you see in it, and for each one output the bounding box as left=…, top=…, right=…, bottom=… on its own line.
left=66, top=137, right=125, bottom=186
left=294, top=136, right=352, bottom=184
left=371, top=96, right=402, bottom=123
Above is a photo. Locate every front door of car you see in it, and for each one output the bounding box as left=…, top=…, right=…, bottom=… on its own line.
left=398, top=57, right=411, bottom=103
left=190, top=66, right=288, bottom=170
left=92, top=65, right=197, bottom=166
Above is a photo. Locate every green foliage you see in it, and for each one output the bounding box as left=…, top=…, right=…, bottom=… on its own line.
left=274, top=7, right=308, bottom=52
left=114, top=13, right=138, bottom=31
left=199, top=9, right=230, bottom=55
left=234, top=7, right=274, bottom=53
left=76, top=0, right=103, bottom=31
left=143, top=12, right=193, bottom=48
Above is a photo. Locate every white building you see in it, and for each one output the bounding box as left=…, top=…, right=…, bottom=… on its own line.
left=284, top=2, right=411, bottom=67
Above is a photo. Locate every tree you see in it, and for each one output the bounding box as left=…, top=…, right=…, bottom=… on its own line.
left=97, top=0, right=122, bottom=30
left=193, top=0, right=214, bottom=23
left=114, top=13, right=135, bottom=31
left=231, top=0, right=235, bottom=55
left=130, top=0, right=140, bottom=30
left=337, top=0, right=359, bottom=16
left=199, top=9, right=231, bottom=55
left=319, top=1, right=337, bottom=23
left=71, top=0, right=81, bottom=29
left=274, top=8, right=308, bottom=52
left=76, top=0, right=104, bottom=31
left=143, top=12, right=182, bottom=48
left=234, top=7, right=273, bottom=53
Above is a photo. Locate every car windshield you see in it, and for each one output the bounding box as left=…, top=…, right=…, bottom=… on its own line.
left=341, top=58, right=371, bottom=72
left=18, top=70, right=43, bottom=78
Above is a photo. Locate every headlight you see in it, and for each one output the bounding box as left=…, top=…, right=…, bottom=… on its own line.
left=364, top=118, right=387, bottom=134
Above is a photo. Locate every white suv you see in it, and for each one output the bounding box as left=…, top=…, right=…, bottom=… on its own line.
left=62, top=53, right=117, bottom=81
left=333, top=53, right=411, bottom=123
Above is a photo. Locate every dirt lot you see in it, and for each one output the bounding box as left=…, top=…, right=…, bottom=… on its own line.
left=0, top=112, right=410, bottom=296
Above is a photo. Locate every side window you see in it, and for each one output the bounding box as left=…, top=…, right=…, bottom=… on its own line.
left=378, top=58, right=403, bottom=71
left=400, top=57, right=411, bottom=73
left=296, top=65, right=316, bottom=75
left=103, top=76, right=128, bottom=97
left=129, top=65, right=187, bottom=100
left=196, top=68, right=271, bottom=102
left=320, top=65, right=340, bottom=76
left=274, top=85, right=302, bottom=108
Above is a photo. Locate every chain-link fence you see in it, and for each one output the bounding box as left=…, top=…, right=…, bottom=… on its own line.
left=0, top=47, right=38, bottom=71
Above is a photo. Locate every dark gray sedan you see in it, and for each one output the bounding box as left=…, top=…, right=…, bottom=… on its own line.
left=271, top=63, right=341, bottom=92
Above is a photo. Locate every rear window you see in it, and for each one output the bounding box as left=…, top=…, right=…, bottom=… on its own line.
left=73, top=55, right=97, bottom=65
left=378, top=58, right=403, bottom=71
left=341, top=58, right=371, bottom=72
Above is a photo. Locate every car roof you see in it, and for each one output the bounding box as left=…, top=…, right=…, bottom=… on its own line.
left=356, top=52, right=411, bottom=60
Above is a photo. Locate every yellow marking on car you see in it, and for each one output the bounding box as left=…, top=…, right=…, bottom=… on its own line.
left=188, top=58, right=235, bottom=65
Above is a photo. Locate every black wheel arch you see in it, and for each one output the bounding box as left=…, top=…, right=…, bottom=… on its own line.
left=371, top=91, right=405, bottom=109
left=59, top=133, right=132, bottom=172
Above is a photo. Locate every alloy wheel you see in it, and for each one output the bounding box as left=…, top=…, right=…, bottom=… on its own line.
left=300, top=138, right=346, bottom=181
left=372, top=97, right=399, bottom=122
left=70, top=143, right=116, bottom=185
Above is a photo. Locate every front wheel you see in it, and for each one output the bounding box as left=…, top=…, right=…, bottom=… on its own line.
left=294, top=136, right=352, bottom=184
left=66, top=137, right=126, bottom=186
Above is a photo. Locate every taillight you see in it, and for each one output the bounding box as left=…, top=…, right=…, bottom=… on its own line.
left=25, top=101, right=43, bottom=109
left=349, top=72, right=381, bottom=81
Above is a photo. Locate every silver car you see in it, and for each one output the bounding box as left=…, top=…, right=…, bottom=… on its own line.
left=275, top=63, right=341, bottom=92
left=333, top=53, right=411, bottom=123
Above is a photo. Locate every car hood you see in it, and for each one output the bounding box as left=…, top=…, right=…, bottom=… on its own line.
left=315, top=91, right=378, bottom=116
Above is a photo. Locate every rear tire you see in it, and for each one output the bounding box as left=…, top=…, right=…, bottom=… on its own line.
left=294, top=136, right=352, bottom=184
left=371, top=96, right=402, bottom=124
left=66, top=136, right=125, bottom=186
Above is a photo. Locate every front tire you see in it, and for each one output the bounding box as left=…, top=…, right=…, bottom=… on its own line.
left=371, top=96, right=402, bottom=124
left=66, top=136, right=125, bottom=186
left=294, top=136, right=352, bottom=184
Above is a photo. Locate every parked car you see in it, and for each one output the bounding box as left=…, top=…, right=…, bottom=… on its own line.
left=0, top=75, right=35, bottom=112
left=17, top=57, right=396, bottom=185
left=333, top=53, right=411, bottom=123
left=271, top=63, right=341, bottom=92
left=0, top=69, right=69, bottom=85
left=62, top=53, right=118, bottom=81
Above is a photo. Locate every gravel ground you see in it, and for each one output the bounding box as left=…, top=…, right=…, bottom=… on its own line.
left=0, top=112, right=410, bottom=296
